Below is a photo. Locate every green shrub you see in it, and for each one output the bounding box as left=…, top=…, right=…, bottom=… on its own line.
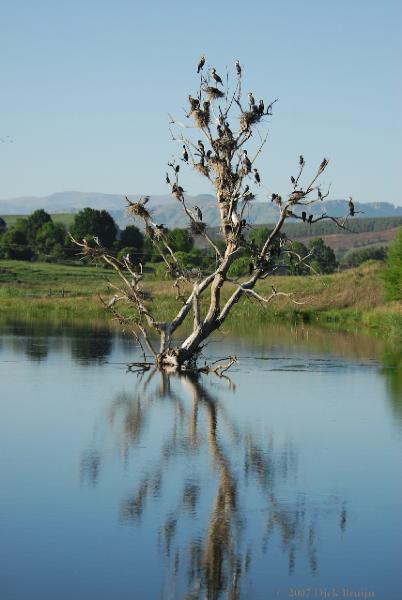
left=383, top=228, right=402, bottom=301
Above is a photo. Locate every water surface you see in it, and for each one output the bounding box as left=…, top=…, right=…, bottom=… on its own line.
left=1, top=323, right=401, bottom=600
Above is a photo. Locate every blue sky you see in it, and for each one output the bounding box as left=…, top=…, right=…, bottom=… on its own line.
left=0, top=0, right=401, bottom=204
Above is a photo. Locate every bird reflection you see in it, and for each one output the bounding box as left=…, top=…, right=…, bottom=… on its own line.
left=80, top=449, right=101, bottom=485
left=83, top=371, right=347, bottom=599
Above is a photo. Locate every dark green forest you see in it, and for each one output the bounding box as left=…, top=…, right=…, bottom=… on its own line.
left=1, top=209, right=401, bottom=278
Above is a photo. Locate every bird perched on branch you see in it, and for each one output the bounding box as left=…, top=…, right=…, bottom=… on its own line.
left=193, top=205, right=202, bottom=221
left=271, top=193, right=282, bottom=206
left=165, top=172, right=171, bottom=185
left=288, top=190, right=305, bottom=203
left=291, top=175, right=296, bottom=185
left=302, top=211, right=307, bottom=222
left=175, top=164, right=180, bottom=173
left=235, top=60, right=242, bottom=77
left=197, top=140, right=205, bottom=155
left=231, top=210, right=240, bottom=227
left=211, top=68, right=223, bottom=86
left=242, top=150, right=251, bottom=173
left=188, top=95, right=200, bottom=111
left=172, top=183, right=185, bottom=200
left=299, top=155, right=305, bottom=167
left=348, top=196, right=355, bottom=216
left=224, top=121, right=232, bottom=136
left=253, top=168, right=261, bottom=184
left=154, top=224, right=168, bottom=241
left=248, top=92, right=255, bottom=107
left=319, top=158, right=328, bottom=173
left=182, top=145, right=189, bottom=163
left=197, top=55, right=205, bottom=73
left=107, top=294, right=119, bottom=308
left=258, top=99, right=264, bottom=115
left=308, top=214, right=313, bottom=224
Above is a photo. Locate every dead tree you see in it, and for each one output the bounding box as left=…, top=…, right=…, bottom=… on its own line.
left=71, top=57, right=351, bottom=370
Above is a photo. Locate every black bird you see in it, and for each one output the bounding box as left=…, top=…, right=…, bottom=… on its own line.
left=235, top=60, right=242, bottom=77
left=253, top=168, right=261, bottom=184
left=175, top=164, right=180, bottom=173
left=165, top=173, right=171, bottom=185
left=224, top=122, right=232, bottom=136
left=172, top=183, right=185, bottom=200
left=197, top=55, right=205, bottom=73
left=258, top=99, right=264, bottom=115
left=308, top=214, right=313, bottom=224
left=319, top=158, right=328, bottom=172
left=193, top=205, right=202, bottom=221
left=348, top=196, right=355, bottom=216
left=291, top=175, right=296, bottom=185
left=302, top=211, right=307, bottom=222
left=217, top=124, right=223, bottom=137
left=188, top=95, right=200, bottom=111
left=243, top=150, right=251, bottom=173
left=299, top=154, right=305, bottom=167
left=206, top=149, right=212, bottom=158
left=198, top=140, right=205, bottom=154
left=182, top=145, right=189, bottom=163
left=211, top=68, right=223, bottom=86
left=155, top=224, right=167, bottom=238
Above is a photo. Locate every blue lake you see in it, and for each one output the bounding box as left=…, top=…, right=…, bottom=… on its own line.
left=1, top=323, right=401, bottom=600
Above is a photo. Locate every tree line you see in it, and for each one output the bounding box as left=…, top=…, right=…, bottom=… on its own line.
left=1, top=208, right=401, bottom=289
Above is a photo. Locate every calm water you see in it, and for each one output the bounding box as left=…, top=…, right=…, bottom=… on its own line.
left=0, top=323, right=401, bottom=600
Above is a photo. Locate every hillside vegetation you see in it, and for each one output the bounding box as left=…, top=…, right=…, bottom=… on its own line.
left=1, top=259, right=400, bottom=338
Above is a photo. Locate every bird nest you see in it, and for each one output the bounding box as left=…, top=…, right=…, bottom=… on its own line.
left=214, top=135, right=235, bottom=152
left=190, top=221, right=206, bottom=236
left=193, top=109, right=209, bottom=129
left=204, top=86, right=224, bottom=101
left=126, top=202, right=150, bottom=220
left=194, top=162, right=210, bottom=177
left=240, top=110, right=262, bottom=131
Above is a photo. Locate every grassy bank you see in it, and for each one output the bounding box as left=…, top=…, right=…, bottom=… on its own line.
left=0, top=259, right=401, bottom=338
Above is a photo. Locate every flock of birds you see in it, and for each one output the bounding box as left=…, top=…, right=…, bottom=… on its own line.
left=164, top=56, right=357, bottom=239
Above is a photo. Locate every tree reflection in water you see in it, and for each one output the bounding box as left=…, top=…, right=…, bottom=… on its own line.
left=381, top=345, right=402, bottom=424
left=82, top=370, right=347, bottom=600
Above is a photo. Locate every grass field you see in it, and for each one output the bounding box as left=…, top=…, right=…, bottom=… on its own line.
left=0, top=259, right=401, bottom=337
left=1, top=213, right=75, bottom=228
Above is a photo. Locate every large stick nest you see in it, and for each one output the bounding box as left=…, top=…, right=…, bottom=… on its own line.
left=126, top=202, right=150, bottom=220
left=190, top=221, right=207, bottom=236
left=193, top=109, right=210, bottom=128
left=240, top=109, right=263, bottom=131
left=204, top=86, right=224, bottom=101
left=194, top=162, right=210, bottom=177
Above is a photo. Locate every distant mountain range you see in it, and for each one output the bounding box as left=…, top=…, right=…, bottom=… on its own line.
left=1, top=191, right=402, bottom=229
